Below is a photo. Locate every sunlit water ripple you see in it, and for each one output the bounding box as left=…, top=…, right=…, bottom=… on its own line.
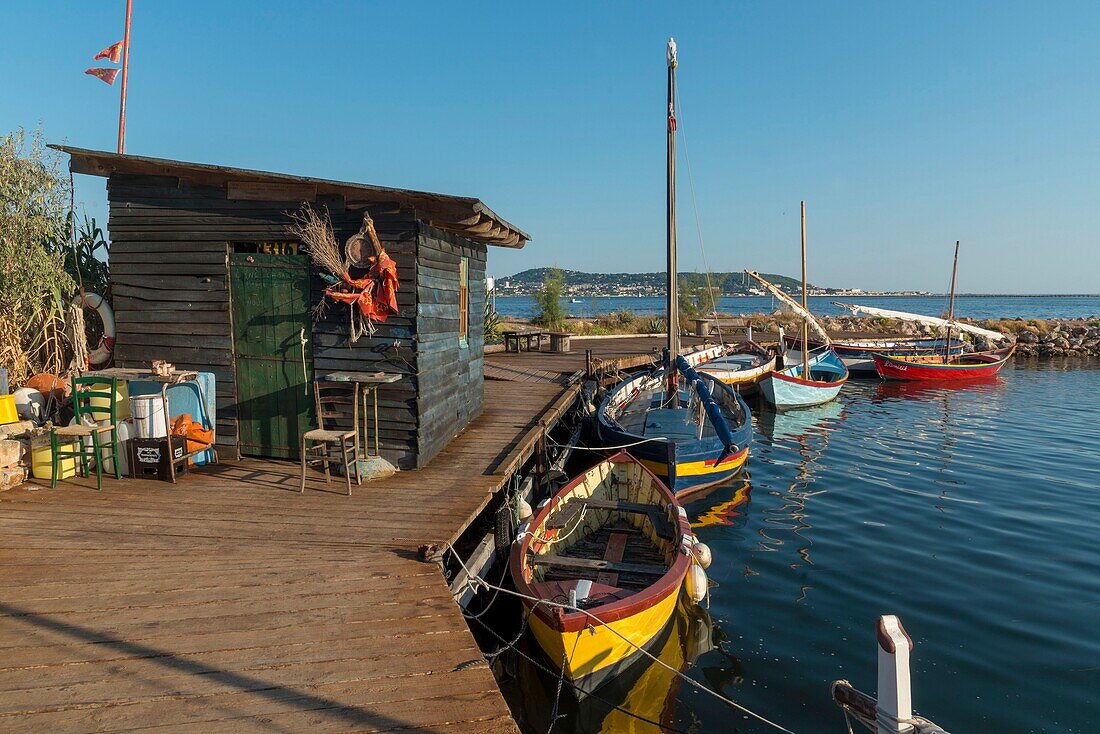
left=506, top=359, right=1100, bottom=733
left=670, top=359, right=1100, bottom=733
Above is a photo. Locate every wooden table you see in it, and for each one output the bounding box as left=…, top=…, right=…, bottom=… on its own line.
left=503, top=329, right=545, bottom=353
left=82, top=368, right=215, bottom=483
left=320, top=372, right=402, bottom=462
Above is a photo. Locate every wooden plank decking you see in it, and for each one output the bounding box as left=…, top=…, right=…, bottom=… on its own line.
left=0, top=379, right=578, bottom=733
left=0, top=337, right=719, bottom=732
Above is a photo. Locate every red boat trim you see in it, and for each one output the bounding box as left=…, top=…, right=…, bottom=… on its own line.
left=770, top=369, right=847, bottom=389
left=871, top=344, right=1016, bottom=379
left=510, top=451, right=692, bottom=635
left=704, top=446, right=750, bottom=467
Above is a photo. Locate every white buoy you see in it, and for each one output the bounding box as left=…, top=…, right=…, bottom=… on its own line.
left=517, top=498, right=533, bottom=523
left=876, top=615, right=915, bottom=734
left=14, top=387, right=44, bottom=422
left=515, top=521, right=530, bottom=540
left=691, top=541, right=713, bottom=570
left=686, top=564, right=708, bottom=603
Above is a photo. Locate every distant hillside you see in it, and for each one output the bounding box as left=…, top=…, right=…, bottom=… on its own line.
left=495, top=268, right=826, bottom=296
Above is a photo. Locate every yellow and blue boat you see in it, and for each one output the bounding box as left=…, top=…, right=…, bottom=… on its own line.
left=597, top=355, right=753, bottom=497
left=509, top=451, right=701, bottom=688
left=594, top=39, right=751, bottom=498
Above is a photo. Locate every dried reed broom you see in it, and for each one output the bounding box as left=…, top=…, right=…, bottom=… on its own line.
left=289, top=206, right=346, bottom=276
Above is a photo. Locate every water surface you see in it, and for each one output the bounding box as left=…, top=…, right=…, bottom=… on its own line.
left=495, top=294, right=1100, bottom=321
left=510, top=359, right=1100, bottom=733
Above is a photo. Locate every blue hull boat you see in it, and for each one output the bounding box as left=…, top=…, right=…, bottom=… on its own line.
left=762, top=348, right=848, bottom=410
left=597, top=356, right=753, bottom=497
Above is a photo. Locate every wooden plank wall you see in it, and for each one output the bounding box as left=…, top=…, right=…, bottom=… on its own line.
left=106, top=173, right=422, bottom=467
left=109, top=174, right=240, bottom=454
left=414, top=224, right=486, bottom=468
left=312, top=206, right=420, bottom=469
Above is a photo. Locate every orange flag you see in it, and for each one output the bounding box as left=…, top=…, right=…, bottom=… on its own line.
left=94, top=41, right=124, bottom=63
left=85, top=67, right=120, bottom=85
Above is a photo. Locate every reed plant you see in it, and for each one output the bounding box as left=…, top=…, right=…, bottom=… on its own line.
left=0, top=129, right=75, bottom=384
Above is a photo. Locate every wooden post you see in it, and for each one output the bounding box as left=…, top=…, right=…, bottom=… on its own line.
left=801, top=201, right=810, bottom=381
left=117, top=0, right=133, bottom=154
left=944, top=241, right=959, bottom=362
left=585, top=348, right=593, bottom=379
left=876, top=615, right=915, bottom=734
left=666, top=38, right=680, bottom=405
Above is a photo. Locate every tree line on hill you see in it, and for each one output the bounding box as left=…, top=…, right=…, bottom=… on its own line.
left=496, top=267, right=816, bottom=295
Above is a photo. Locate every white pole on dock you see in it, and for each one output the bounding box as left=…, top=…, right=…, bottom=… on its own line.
left=876, top=615, right=915, bottom=734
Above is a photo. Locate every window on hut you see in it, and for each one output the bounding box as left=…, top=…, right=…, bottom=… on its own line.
left=459, top=256, right=469, bottom=347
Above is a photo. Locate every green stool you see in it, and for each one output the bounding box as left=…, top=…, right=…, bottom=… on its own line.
left=51, top=376, right=123, bottom=491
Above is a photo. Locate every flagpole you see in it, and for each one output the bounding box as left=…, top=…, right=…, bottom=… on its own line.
left=117, top=0, right=133, bottom=153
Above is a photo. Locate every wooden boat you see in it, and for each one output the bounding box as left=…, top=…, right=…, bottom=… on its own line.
left=509, top=451, right=698, bottom=688
left=762, top=347, right=848, bottom=409
left=512, top=600, right=712, bottom=726
left=598, top=356, right=753, bottom=495
left=872, top=343, right=1016, bottom=381
left=870, top=243, right=1016, bottom=382
left=595, top=38, right=752, bottom=496
left=782, top=334, right=966, bottom=376
left=696, top=341, right=776, bottom=394
left=751, top=203, right=849, bottom=410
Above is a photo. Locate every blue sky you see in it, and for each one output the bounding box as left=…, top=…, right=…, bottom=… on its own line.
left=3, top=1, right=1098, bottom=293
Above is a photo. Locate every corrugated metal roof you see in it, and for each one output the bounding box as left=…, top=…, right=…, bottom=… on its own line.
left=50, top=145, right=529, bottom=248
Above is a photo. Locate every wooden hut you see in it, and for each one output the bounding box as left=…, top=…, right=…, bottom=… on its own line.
left=54, top=146, right=530, bottom=470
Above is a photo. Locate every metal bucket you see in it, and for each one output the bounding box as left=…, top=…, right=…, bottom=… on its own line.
left=130, top=395, right=167, bottom=439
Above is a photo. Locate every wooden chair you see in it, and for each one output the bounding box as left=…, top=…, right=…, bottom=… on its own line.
left=51, top=376, right=122, bottom=492
left=300, top=381, right=361, bottom=495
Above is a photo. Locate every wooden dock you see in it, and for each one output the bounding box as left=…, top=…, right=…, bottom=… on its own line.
left=0, top=337, right=672, bottom=733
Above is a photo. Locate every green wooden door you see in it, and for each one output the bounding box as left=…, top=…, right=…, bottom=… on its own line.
left=230, top=253, right=314, bottom=458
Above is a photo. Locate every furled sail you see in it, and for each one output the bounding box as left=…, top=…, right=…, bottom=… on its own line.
left=744, top=270, right=830, bottom=343
left=831, top=302, right=1009, bottom=343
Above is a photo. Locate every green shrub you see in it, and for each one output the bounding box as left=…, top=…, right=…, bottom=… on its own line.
left=611, top=308, right=635, bottom=327
left=533, top=268, right=565, bottom=330
left=484, top=300, right=503, bottom=343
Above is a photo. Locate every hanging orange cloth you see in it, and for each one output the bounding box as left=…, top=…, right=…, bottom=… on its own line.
left=324, top=248, right=399, bottom=323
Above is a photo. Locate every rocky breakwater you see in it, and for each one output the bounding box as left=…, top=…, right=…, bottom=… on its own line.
left=749, top=313, right=1100, bottom=358
left=1009, top=321, right=1100, bottom=358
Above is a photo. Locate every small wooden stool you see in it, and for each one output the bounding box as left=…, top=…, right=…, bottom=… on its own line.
left=547, top=331, right=571, bottom=353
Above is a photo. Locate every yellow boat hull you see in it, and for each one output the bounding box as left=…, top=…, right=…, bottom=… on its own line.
left=526, top=583, right=683, bottom=687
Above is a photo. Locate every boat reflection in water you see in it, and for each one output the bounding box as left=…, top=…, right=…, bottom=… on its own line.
left=756, top=399, right=844, bottom=446
left=873, top=375, right=1006, bottom=403
left=510, top=601, right=714, bottom=733
left=690, top=478, right=752, bottom=530
left=753, top=402, right=844, bottom=588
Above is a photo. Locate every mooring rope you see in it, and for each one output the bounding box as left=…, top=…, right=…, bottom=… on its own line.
left=461, top=601, right=691, bottom=733
left=444, top=543, right=797, bottom=734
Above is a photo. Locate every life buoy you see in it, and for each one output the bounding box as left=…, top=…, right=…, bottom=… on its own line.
left=74, top=292, right=116, bottom=368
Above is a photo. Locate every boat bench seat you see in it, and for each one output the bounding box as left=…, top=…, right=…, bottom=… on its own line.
left=547, top=498, right=675, bottom=540
left=529, top=554, right=668, bottom=577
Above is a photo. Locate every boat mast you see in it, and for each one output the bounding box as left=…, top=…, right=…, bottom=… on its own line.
left=666, top=38, right=679, bottom=366
left=801, top=201, right=810, bottom=380
left=945, top=240, right=959, bottom=362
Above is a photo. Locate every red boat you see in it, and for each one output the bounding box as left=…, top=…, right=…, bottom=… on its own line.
left=872, top=344, right=1016, bottom=381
